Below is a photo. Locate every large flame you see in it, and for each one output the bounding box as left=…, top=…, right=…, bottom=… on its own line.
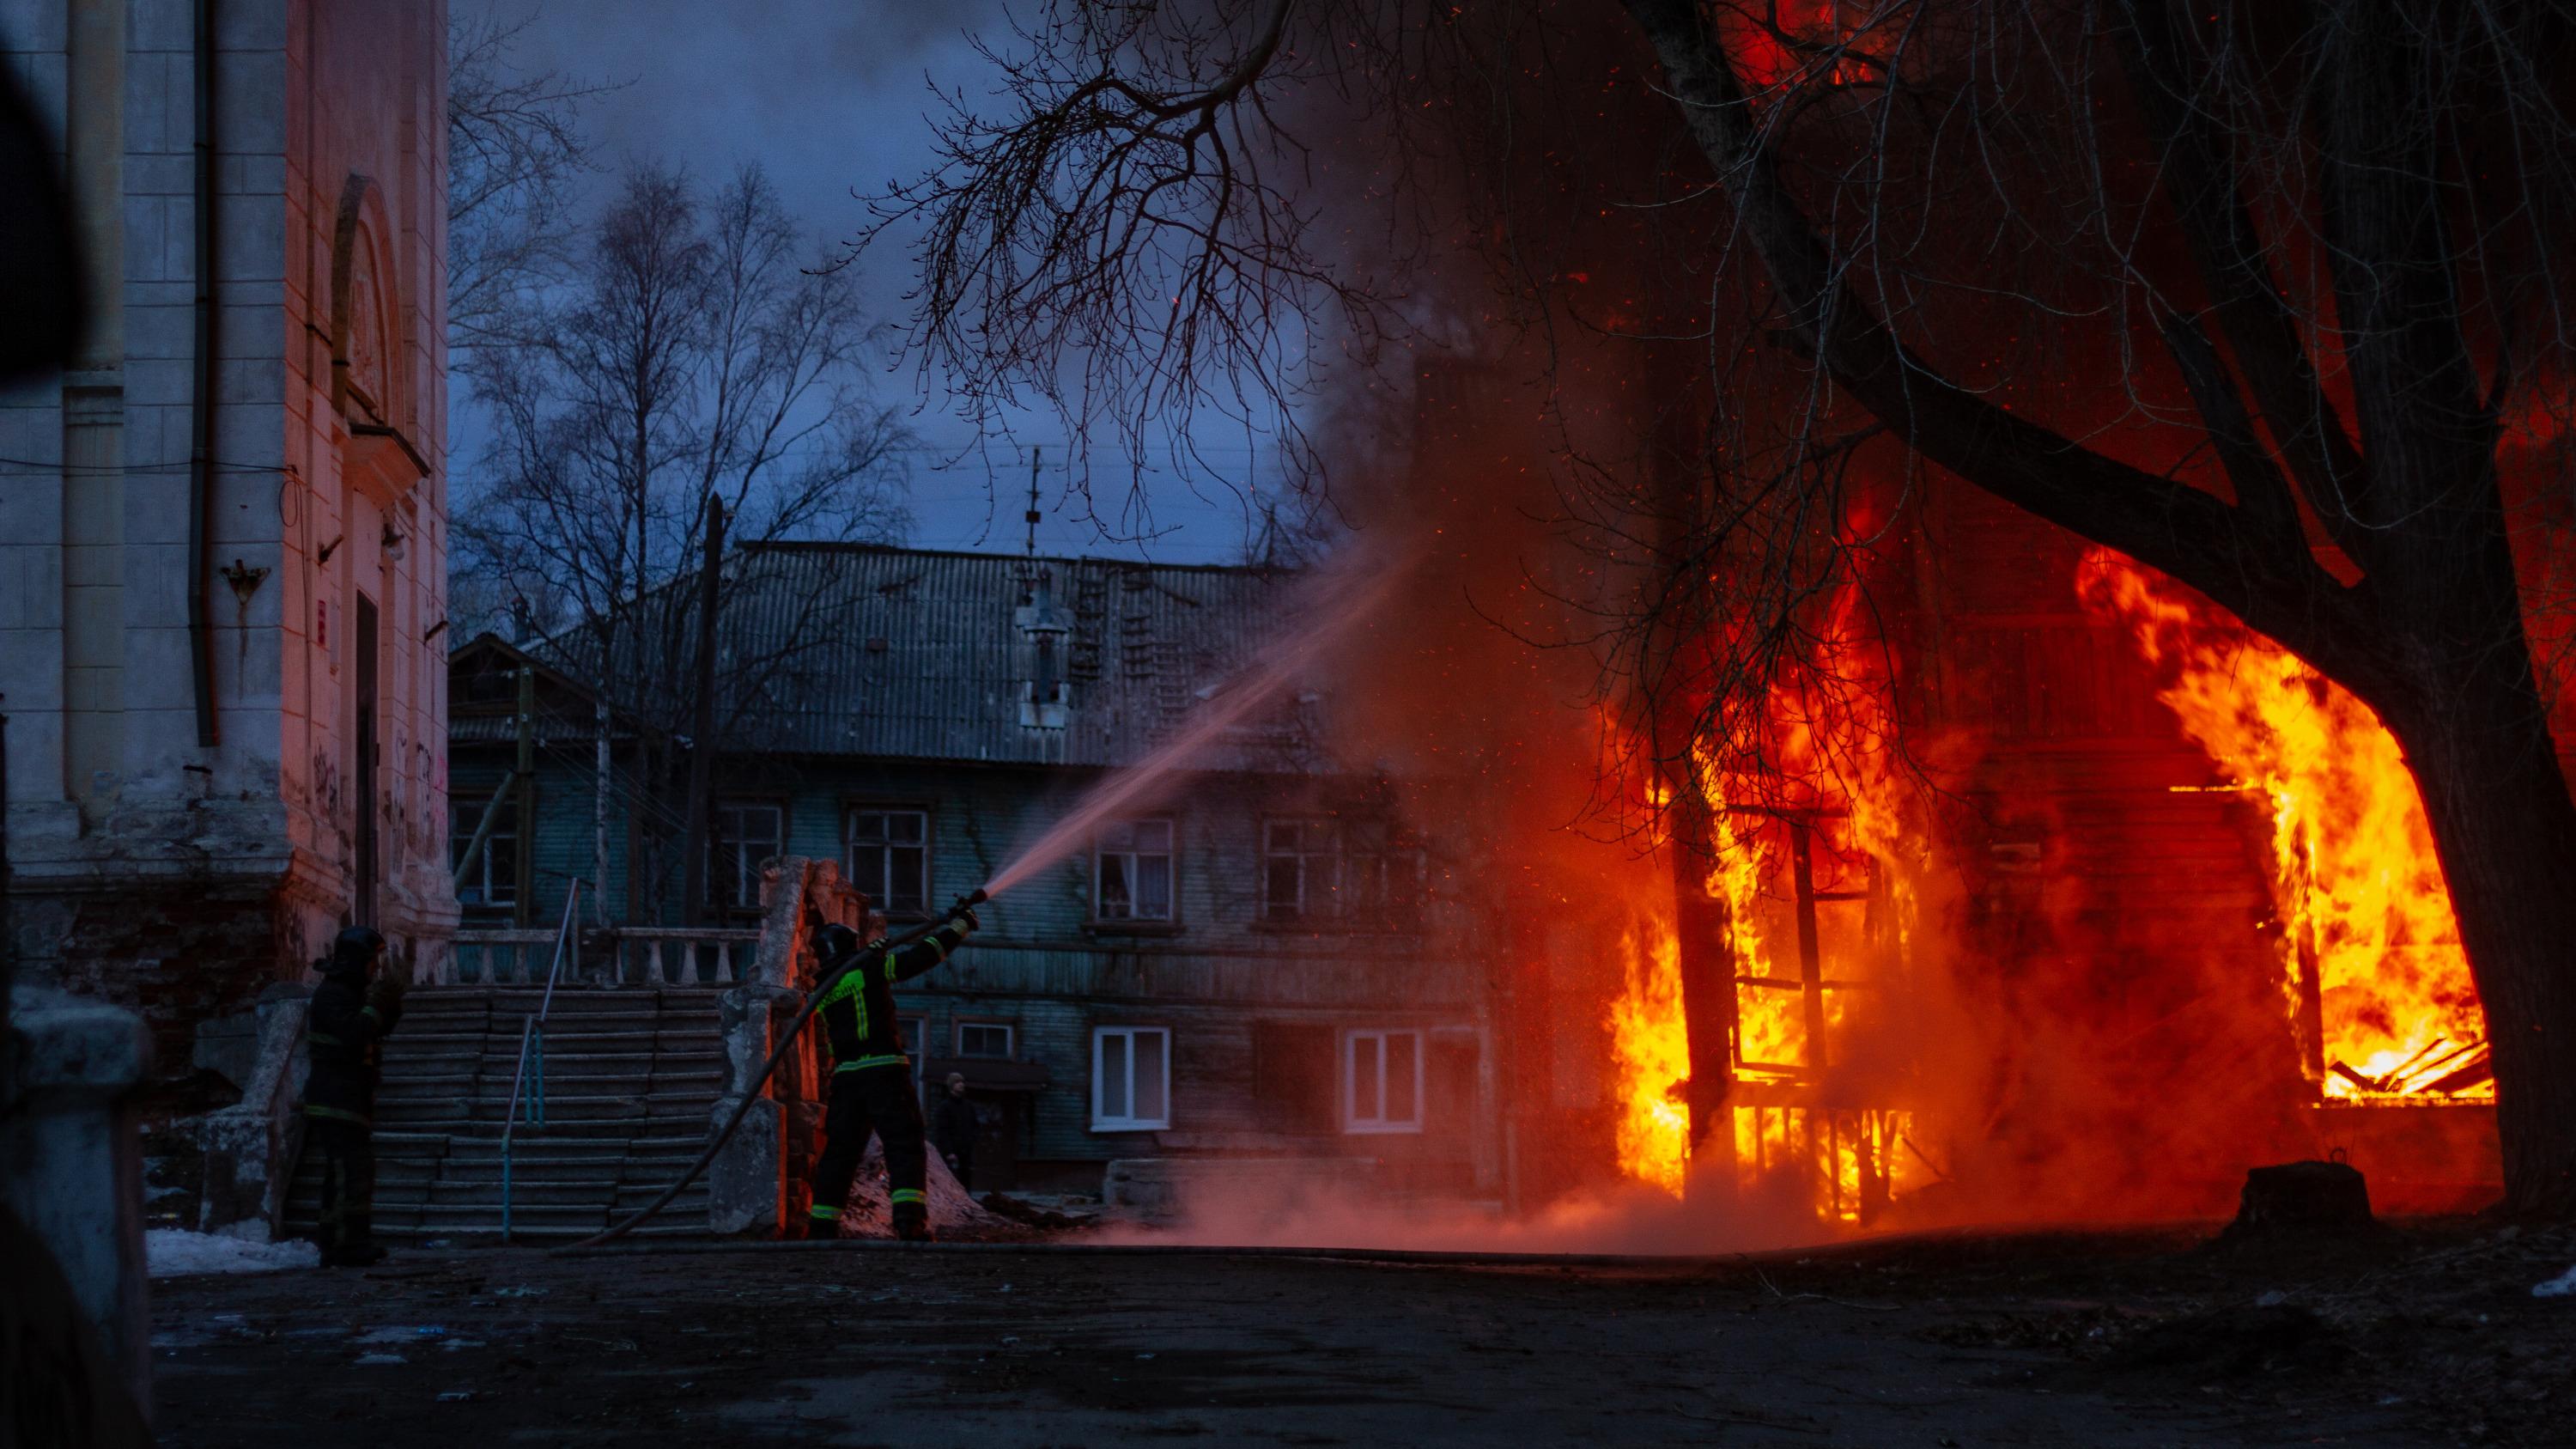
left=2075, top=550, right=2489, bottom=1099
left=1607, top=548, right=1929, bottom=1224
left=1609, top=917, right=1690, bottom=1195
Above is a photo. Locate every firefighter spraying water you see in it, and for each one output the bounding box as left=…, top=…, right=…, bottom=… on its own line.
left=567, top=560, right=1402, bottom=1250
left=803, top=911, right=981, bottom=1241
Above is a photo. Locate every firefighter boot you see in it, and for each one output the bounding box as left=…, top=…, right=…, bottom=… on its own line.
left=892, top=1203, right=934, bottom=1242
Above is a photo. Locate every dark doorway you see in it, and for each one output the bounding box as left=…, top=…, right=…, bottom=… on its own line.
left=355, top=591, right=379, bottom=927
left=969, top=1091, right=1022, bottom=1191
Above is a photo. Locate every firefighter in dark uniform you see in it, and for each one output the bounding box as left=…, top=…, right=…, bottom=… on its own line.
left=932, top=1072, right=981, bottom=1191
left=303, top=926, right=407, bottom=1266
left=805, top=904, right=979, bottom=1240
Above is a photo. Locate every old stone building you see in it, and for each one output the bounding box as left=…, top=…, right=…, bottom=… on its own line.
left=0, top=0, right=451, bottom=1219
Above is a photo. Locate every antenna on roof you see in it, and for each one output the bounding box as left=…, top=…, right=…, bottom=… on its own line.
left=1024, top=445, right=1043, bottom=559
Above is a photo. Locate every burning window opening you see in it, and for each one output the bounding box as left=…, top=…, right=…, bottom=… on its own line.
left=2074, top=549, right=2490, bottom=1104
left=1609, top=555, right=1934, bottom=1227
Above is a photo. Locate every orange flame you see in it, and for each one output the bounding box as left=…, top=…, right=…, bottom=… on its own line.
left=2075, top=550, right=2488, bottom=1099
left=1609, top=917, right=1690, bottom=1195
left=1607, top=551, right=1929, bottom=1223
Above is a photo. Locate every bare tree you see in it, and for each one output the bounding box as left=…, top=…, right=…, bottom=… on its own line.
left=872, top=0, right=2576, bottom=1215
left=459, top=163, right=913, bottom=925
left=447, top=5, right=613, bottom=354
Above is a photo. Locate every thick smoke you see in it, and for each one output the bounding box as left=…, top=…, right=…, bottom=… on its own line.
left=1122, top=1, right=2397, bottom=1245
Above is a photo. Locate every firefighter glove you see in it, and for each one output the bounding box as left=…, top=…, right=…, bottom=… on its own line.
left=365, top=971, right=410, bottom=1015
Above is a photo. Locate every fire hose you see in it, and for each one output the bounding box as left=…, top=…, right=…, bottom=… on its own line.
left=556, top=886, right=990, bottom=1252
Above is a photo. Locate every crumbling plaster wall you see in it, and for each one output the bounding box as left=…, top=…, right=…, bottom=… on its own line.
left=708, top=857, right=872, bottom=1234
left=0, top=0, right=451, bottom=1227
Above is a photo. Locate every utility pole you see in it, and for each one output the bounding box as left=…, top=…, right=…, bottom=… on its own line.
left=594, top=691, right=611, bottom=928
left=513, top=665, right=536, bottom=927
left=679, top=494, right=726, bottom=926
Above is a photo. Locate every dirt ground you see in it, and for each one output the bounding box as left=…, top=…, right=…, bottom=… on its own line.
left=149, top=1218, right=2576, bottom=1447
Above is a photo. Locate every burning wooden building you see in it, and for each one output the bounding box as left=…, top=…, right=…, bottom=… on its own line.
left=1394, top=360, right=2521, bottom=1232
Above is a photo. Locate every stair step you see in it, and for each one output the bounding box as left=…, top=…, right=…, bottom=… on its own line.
left=371, top=1067, right=726, bottom=1087
left=285, top=987, right=741, bottom=1245
left=374, top=1119, right=716, bottom=1140
left=377, top=1182, right=711, bottom=1208
left=426, top=1180, right=708, bottom=1200
left=387, top=1026, right=719, bottom=1046
left=377, top=1095, right=719, bottom=1117
left=280, top=1220, right=711, bottom=1242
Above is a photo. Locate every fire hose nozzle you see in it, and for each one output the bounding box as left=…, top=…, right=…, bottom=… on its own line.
left=955, top=886, right=989, bottom=911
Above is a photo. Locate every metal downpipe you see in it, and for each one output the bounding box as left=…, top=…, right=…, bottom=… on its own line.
left=186, top=0, right=218, bottom=747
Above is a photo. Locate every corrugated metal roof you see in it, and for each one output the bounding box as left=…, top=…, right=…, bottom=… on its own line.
left=530, top=543, right=1327, bottom=770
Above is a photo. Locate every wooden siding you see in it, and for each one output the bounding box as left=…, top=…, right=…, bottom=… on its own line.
left=449, top=736, right=1504, bottom=1176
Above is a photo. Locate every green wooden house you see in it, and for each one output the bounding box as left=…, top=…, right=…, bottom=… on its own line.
left=447, top=544, right=1505, bottom=1196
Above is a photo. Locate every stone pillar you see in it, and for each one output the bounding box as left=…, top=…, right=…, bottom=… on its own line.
left=708, top=983, right=803, bottom=1235
left=2, top=983, right=153, bottom=1416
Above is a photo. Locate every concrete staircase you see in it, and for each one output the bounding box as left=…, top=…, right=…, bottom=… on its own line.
left=283, top=987, right=729, bottom=1242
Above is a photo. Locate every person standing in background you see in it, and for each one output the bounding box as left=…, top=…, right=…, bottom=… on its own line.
left=303, top=928, right=406, bottom=1267
left=932, top=1072, right=981, bottom=1191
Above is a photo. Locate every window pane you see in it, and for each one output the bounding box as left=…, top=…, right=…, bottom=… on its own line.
left=1138, top=855, right=1171, bottom=918
left=1135, top=1031, right=1168, bottom=1121
left=853, top=811, right=885, bottom=840
left=489, top=835, right=519, bottom=898
left=1352, top=1035, right=1380, bottom=1120
left=1266, top=857, right=1302, bottom=919
left=1101, top=1032, right=1130, bottom=1118
left=890, top=849, right=926, bottom=913
left=1098, top=855, right=1132, bottom=918
left=890, top=812, right=924, bottom=843
left=1100, top=821, right=1133, bottom=851
left=1388, top=1032, right=1418, bottom=1123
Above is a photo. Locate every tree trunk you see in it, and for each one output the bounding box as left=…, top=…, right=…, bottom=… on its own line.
left=679, top=495, right=726, bottom=926
left=2389, top=671, right=2576, bottom=1218
left=1665, top=786, right=1740, bottom=1194
left=1613, top=0, right=2576, bottom=1215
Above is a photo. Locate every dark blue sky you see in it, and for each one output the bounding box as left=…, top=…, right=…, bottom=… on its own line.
left=472, top=0, right=1275, bottom=563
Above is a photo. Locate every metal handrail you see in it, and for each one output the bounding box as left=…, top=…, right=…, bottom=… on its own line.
left=501, top=879, right=582, bottom=1240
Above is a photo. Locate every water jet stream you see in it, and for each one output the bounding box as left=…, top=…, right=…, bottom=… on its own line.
left=564, top=554, right=1405, bottom=1249
left=981, top=559, right=1406, bottom=898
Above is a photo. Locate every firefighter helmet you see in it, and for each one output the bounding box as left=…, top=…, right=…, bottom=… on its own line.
left=328, top=926, right=386, bottom=972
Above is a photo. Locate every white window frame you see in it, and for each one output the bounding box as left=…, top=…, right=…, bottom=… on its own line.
left=955, top=1020, right=1016, bottom=1060
left=1261, top=818, right=1334, bottom=922
left=1261, top=817, right=1425, bottom=926
left=710, top=801, right=786, bottom=913
left=844, top=805, right=932, bottom=917
left=1091, top=1026, right=1173, bottom=1131
left=1341, top=1027, right=1425, bottom=1135
left=1093, top=817, right=1176, bottom=922
left=896, top=1015, right=927, bottom=1059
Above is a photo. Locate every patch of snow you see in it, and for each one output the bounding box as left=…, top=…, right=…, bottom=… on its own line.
left=146, top=1228, right=319, bottom=1277
left=2531, top=1265, right=2576, bottom=1299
